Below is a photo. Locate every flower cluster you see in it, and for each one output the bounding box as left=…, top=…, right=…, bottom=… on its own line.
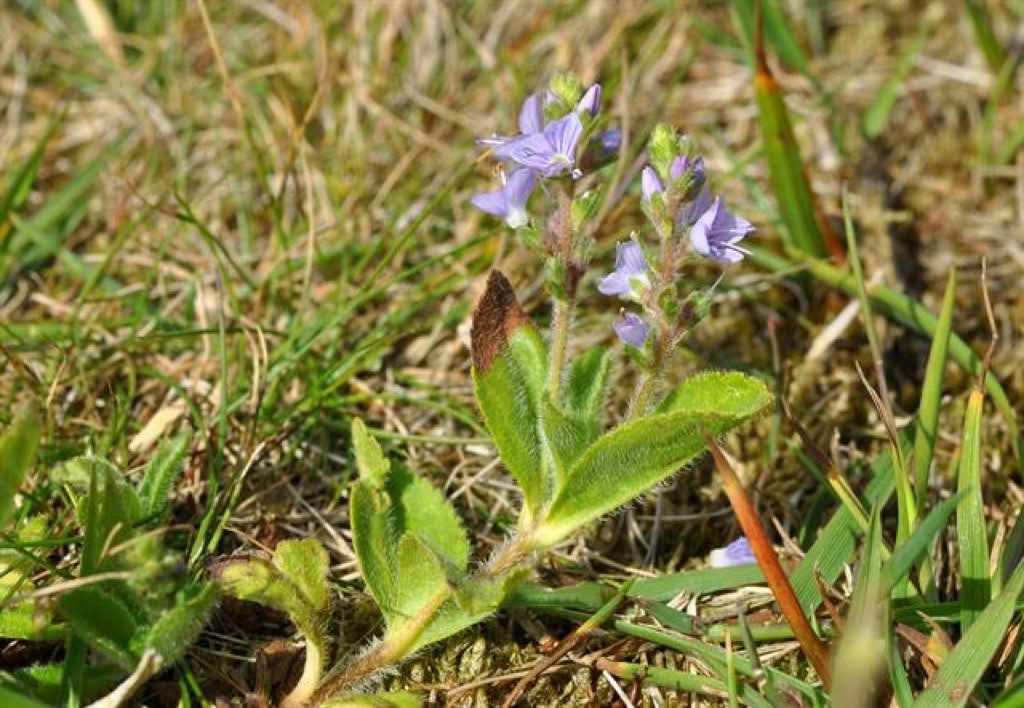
left=471, top=80, right=753, bottom=367
left=470, top=79, right=619, bottom=229
left=600, top=127, right=754, bottom=349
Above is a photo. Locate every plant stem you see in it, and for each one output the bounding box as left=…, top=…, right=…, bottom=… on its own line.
left=547, top=297, right=573, bottom=401
left=629, top=331, right=665, bottom=418
left=546, top=182, right=576, bottom=402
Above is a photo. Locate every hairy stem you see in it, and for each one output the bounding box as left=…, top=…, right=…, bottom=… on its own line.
left=547, top=297, right=573, bottom=401
left=546, top=182, right=577, bottom=402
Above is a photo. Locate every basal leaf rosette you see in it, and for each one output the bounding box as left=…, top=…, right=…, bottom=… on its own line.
left=533, top=371, right=771, bottom=548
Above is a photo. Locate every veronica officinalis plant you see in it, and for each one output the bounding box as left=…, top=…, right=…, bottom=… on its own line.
left=226, top=75, right=770, bottom=707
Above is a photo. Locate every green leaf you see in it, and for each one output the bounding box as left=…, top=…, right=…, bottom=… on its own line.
left=274, top=539, right=332, bottom=616
left=790, top=439, right=903, bottom=615
left=536, top=372, right=770, bottom=547
left=144, top=582, right=218, bottom=663
left=137, top=431, right=190, bottom=522
left=349, top=480, right=398, bottom=614
left=58, top=586, right=139, bottom=668
left=321, top=691, right=422, bottom=708
left=862, top=23, right=928, bottom=139
left=564, top=346, right=612, bottom=422
left=352, top=418, right=390, bottom=489
left=215, top=540, right=330, bottom=642
left=0, top=685, right=51, bottom=708
left=832, top=507, right=888, bottom=707
left=913, top=270, right=956, bottom=512
left=541, top=397, right=599, bottom=488
left=0, top=403, right=41, bottom=527
left=957, top=388, right=990, bottom=633
left=392, top=534, right=449, bottom=623
left=731, top=0, right=810, bottom=77
left=387, top=465, right=468, bottom=571
left=912, top=561, right=1024, bottom=708
left=471, top=271, right=547, bottom=519
left=752, top=31, right=832, bottom=258
left=883, top=493, right=963, bottom=591
left=0, top=663, right=122, bottom=705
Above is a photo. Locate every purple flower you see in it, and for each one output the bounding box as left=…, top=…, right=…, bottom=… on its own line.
left=613, top=312, right=648, bottom=348
left=598, top=241, right=650, bottom=297
left=470, top=168, right=536, bottom=228
left=576, top=84, right=602, bottom=117
left=641, top=166, right=663, bottom=203
left=709, top=537, right=756, bottom=568
left=689, top=197, right=754, bottom=263
left=494, top=113, right=584, bottom=178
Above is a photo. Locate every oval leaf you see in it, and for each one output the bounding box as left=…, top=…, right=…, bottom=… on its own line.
left=536, top=372, right=770, bottom=547
left=471, top=272, right=547, bottom=518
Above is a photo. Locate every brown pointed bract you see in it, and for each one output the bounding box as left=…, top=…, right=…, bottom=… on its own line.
left=471, top=270, right=532, bottom=373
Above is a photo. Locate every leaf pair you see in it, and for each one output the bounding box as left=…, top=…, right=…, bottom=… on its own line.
left=470, top=270, right=773, bottom=548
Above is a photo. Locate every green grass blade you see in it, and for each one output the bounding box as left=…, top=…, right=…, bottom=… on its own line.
left=914, top=270, right=956, bottom=512
left=957, top=388, right=990, bottom=633
left=832, top=506, right=888, bottom=707
left=843, top=191, right=914, bottom=546
left=862, top=24, right=928, bottom=139
left=912, top=561, right=1024, bottom=707
left=752, top=24, right=837, bottom=259
left=731, top=0, right=810, bottom=77
left=883, top=492, right=964, bottom=591
left=964, top=0, right=1007, bottom=74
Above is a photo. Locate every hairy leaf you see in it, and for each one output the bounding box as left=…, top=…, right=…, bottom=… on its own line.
left=144, top=582, right=218, bottom=663
left=536, top=372, right=770, bottom=546
left=58, top=586, right=139, bottom=668
left=138, top=431, right=190, bottom=522
left=564, top=346, right=612, bottom=422
left=352, top=418, right=390, bottom=489
left=471, top=270, right=547, bottom=519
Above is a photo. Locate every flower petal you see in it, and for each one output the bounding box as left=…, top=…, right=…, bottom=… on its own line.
left=518, top=92, right=544, bottom=135
left=494, top=131, right=558, bottom=172
left=504, top=168, right=537, bottom=209
left=616, top=241, right=649, bottom=278
left=681, top=182, right=714, bottom=226
left=597, top=271, right=630, bottom=296
left=546, top=113, right=583, bottom=163
left=470, top=189, right=509, bottom=217
left=576, top=84, right=602, bottom=117
left=709, top=537, right=756, bottom=568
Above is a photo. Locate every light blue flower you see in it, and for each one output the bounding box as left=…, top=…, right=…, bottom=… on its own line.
left=709, top=537, right=756, bottom=567
left=689, top=197, right=754, bottom=263
left=613, top=312, right=648, bottom=348
left=494, top=112, right=584, bottom=178
left=598, top=241, right=650, bottom=298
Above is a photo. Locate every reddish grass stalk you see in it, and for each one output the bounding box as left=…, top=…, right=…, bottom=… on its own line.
left=702, top=432, right=833, bottom=690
